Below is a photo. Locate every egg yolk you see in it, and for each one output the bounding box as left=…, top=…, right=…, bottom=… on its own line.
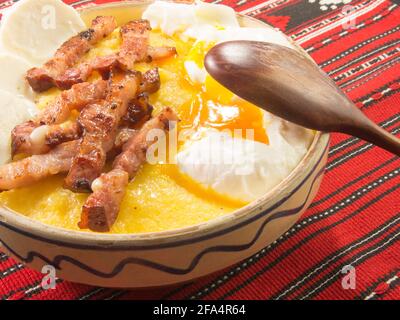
left=180, top=41, right=268, bottom=144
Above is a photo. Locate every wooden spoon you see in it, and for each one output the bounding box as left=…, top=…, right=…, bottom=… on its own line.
left=204, top=41, right=400, bottom=156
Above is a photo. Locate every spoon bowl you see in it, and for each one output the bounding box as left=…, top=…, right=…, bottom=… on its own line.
left=205, top=41, right=400, bottom=156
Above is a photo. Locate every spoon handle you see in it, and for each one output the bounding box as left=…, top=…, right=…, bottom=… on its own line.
left=343, top=114, right=400, bottom=157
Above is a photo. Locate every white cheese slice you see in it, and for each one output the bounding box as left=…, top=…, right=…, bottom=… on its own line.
left=0, top=54, right=33, bottom=98
left=0, top=0, right=85, bottom=66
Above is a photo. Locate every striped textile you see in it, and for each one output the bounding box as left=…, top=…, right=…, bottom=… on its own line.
left=0, top=0, right=399, bottom=300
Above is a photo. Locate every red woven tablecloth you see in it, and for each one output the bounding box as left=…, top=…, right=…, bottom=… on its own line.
left=0, top=0, right=399, bottom=300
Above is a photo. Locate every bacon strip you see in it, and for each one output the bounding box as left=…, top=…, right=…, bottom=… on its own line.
left=147, top=46, right=177, bottom=61
left=0, top=141, right=79, bottom=191
left=117, top=20, right=176, bottom=69
left=11, top=80, right=108, bottom=157
left=17, top=122, right=82, bottom=155
left=80, top=108, right=178, bottom=232
left=140, top=68, right=161, bottom=94
left=0, top=127, right=139, bottom=191
left=121, top=94, right=153, bottom=128
left=54, top=20, right=175, bottom=89
left=117, top=19, right=152, bottom=70
left=54, top=55, right=117, bottom=90
left=64, top=71, right=141, bottom=193
left=26, top=16, right=117, bottom=92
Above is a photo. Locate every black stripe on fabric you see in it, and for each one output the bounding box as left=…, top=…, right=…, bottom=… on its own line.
left=23, top=278, right=63, bottom=300
left=287, top=0, right=369, bottom=36
left=290, top=0, right=374, bottom=38
left=310, top=156, right=398, bottom=209
left=1, top=279, right=42, bottom=301
left=105, top=291, right=127, bottom=300
left=340, top=56, right=400, bottom=89
left=328, top=115, right=400, bottom=158
left=337, top=55, right=400, bottom=91
left=187, top=169, right=400, bottom=300
left=318, top=25, right=400, bottom=69
left=78, top=287, right=106, bottom=300
left=0, top=253, right=8, bottom=263
left=356, top=268, right=399, bottom=300
left=161, top=282, right=195, bottom=300
left=326, top=126, right=400, bottom=171
left=271, top=215, right=400, bottom=300
left=234, top=0, right=267, bottom=12
left=328, top=39, right=400, bottom=76
left=360, top=80, right=400, bottom=109
left=296, top=225, right=400, bottom=300
left=374, top=276, right=400, bottom=300
left=216, top=186, right=400, bottom=300
left=253, top=0, right=299, bottom=18
left=98, top=289, right=124, bottom=301
left=305, top=3, right=397, bottom=54
left=0, top=263, right=24, bottom=280
left=333, top=48, right=400, bottom=83
left=337, top=55, right=400, bottom=92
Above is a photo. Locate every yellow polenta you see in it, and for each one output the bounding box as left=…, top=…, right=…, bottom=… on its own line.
left=0, top=29, right=266, bottom=233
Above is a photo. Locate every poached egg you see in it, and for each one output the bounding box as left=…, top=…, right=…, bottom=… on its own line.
left=144, top=1, right=312, bottom=204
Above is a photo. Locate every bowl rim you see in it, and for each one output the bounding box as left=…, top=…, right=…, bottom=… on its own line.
left=0, top=0, right=330, bottom=249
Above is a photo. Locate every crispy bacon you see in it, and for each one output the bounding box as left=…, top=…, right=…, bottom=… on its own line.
left=54, top=55, right=118, bottom=90
left=117, top=20, right=175, bottom=68
left=114, top=128, right=137, bottom=149
left=26, top=16, right=117, bottom=92
left=18, top=122, right=82, bottom=155
left=121, top=93, right=153, bottom=128
left=54, top=20, right=175, bottom=89
left=44, top=123, right=82, bottom=148
left=147, top=46, right=177, bottom=61
left=80, top=108, right=178, bottom=232
left=11, top=80, right=108, bottom=157
left=117, top=19, right=152, bottom=70
left=79, top=168, right=128, bottom=231
left=64, top=71, right=141, bottom=193
left=0, top=141, right=79, bottom=191
left=0, top=127, right=139, bottom=192
left=140, top=68, right=161, bottom=94
left=114, top=108, right=178, bottom=174
left=40, top=102, right=153, bottom=163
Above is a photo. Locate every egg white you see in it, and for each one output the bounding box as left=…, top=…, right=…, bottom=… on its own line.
left=177, top=116, right=313, bottom=203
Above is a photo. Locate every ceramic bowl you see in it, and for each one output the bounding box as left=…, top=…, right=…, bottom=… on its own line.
left=0, top=0, right=330, bottom=288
